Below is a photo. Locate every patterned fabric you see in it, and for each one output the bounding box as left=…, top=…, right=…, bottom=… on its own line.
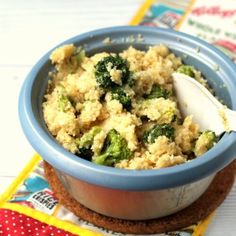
left=0, top=209, right=77, bottom=236
left=131, top=0, right=236, bottom=63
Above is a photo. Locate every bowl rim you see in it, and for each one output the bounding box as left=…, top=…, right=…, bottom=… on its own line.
left=19, top=25, right=236, bottom=190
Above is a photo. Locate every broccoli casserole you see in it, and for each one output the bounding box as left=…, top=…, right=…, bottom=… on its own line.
left=43, top=44, right=217, bottom=169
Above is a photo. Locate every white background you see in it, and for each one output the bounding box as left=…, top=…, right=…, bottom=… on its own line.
left=0, top=1, right=235, bottom=235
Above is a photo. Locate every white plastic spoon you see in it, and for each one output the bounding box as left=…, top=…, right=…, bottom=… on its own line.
left=172, top=72, right=236, bottom=136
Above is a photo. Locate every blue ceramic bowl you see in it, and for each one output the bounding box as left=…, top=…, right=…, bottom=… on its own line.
left=19, top=26, right=236, bottom=220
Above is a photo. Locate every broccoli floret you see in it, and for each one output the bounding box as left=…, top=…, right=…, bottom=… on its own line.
left=73, top=47, right=85, bottom=65
left=76, top=126, right=102, bottom=160
left=126, top=71, right=135, bottom=87
left=194, top=131, right=217, bottom=156
left=77, top=147, right=94, bottom=161
left=77, top=126, right=102, bottom=149
left=143, top=124, right=174, bottom=144
left=58, top=94, right=72, bottom=112
left=145, top=84, right=170, bottom=99
left=94, top=55, right=130, bottom=89
left=93, top=129, right=132, bottom=166
left=136, top=98, right=177, bottom=123
left=111, top=87, right=132, bottom=111
left=177, top=65, right=195, bottom=78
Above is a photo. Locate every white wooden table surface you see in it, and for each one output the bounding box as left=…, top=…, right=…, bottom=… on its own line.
left=0, top=0, right=235, bottom=235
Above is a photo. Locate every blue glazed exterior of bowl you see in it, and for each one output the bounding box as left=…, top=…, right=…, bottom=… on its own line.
left=19, top=26, right=236, bottom=192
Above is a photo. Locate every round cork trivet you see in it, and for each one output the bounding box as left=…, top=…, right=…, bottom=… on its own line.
left=44, top=160, right=236, bottom=234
